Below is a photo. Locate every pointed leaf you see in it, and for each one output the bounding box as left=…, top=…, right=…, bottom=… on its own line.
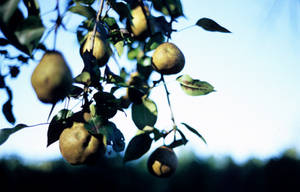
left=196, top=18, right=231, bottom=33
left=181, top=122, right=207, bottom=145
left=114, top=41, right=124, bottom=57
left=176, top=128, right=188, bottom=144
left=0, top=124, right=28, bottom=146
left=69, top=4, right=96, bottom=19
left=123, top=133, right=152, bottom=162
left=14, top=16, right=45, bottom=55
left=0, top=0, right=20, bottom=24
left=85, top=120, right=125, bottom=152
left=176, top=74, right=215, bottom=96
left=145, top=33, right=165, bottom=52
left=2, top=100, right=15, bottom=124
left=132, top=98, right=158, bottom=130
left=167, top=139, right=187, bottom=149
left=73, top=0, right=95, bottom=5
left=47, top=109, right=73, bottom=147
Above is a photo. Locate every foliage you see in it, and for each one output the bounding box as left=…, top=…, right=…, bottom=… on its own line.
left=0, top=0, right=231, bottom=175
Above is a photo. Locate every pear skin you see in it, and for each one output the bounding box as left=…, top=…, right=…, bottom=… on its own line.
left=31, top=51, right=73, bottom=104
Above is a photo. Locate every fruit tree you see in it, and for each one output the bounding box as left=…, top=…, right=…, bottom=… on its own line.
left=0, top=0, right=230, bottom=177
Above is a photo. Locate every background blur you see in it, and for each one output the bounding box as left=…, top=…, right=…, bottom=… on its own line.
left=0, top=0, right=300, bottom=166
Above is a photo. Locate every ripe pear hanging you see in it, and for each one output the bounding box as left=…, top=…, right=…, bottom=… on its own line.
left=31, top=51, right=73, bottom=104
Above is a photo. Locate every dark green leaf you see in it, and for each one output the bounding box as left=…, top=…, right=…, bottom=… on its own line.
left=176, top=128, right=188, bottom=144
left=2, top=100, right=15, bottom=124
left=89, top=121, right=125, bottom=152
left=23, top=0, right=40, bottom=16
left=0, top=38, right=10, bottom=46
left=181, top=123, right=207, bottom=145
left=69, top=4, right=96, bottom=19
left=0, top=75, right=5, bottom=88
left=151, top=0, right=184, bottom=18
left=196, top=18, right=231, bottom=33
left=103, top=17, right=119, bottom=30
left=73, top=0, right=95, bottom=5
left=9, top=66, right=20, bottom=78
left=0, top=124, right=28, bottom=146
left=109, top=2, right=132, bottom=22
left=69, top=85, right=84, bottom=98
left=14, top=16, right=45, bottom=55
left=0, top=0, right=20, bottom=24
left=167, top=139, right=187, bottom=149
left=132, top=98, right=158, bottom=130
left=145, top=33, right=165, bottom=52
left=176, top=74, right=215, bottom=96
left=47, top=109, right=73, bottom=147
left=123, top=133, right=152, bottom=162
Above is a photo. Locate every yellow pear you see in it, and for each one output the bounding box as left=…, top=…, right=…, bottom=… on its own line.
left=59, top=122, right=106, bottom=165
left=31, top=51, right=72, bottom=104
left=130, top=6, right=150, bottom=37
left=147, top=146, right=178, bottom=177
left=80, top=31, right=110, bottom=67
left=152, top=42, right=185, bottom=75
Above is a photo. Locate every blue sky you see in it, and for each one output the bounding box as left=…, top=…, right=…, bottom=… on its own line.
left=0, top=0, right=300, bottom=164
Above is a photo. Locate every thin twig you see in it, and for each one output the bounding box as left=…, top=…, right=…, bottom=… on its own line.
left=90, top=0, right=105, bottom=51
left=161, top=75, right=176, bottom=127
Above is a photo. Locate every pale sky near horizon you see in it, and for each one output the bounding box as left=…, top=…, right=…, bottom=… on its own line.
left=0, top=0, right=300, bottom=164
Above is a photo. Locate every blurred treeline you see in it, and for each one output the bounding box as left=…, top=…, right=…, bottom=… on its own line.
left=0, top=150, right=299, bottom=192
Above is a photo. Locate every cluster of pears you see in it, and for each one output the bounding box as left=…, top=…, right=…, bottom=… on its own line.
left=30, top=5, right=183, bottom=176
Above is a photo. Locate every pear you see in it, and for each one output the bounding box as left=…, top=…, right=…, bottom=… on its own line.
left=80, top=31, right=110, bottom=67
left=130, top=6, right=150, bottom=37
left=59, top=122, right=106, bottom=165
left=31, top=51, right=72, bottom=104
left=147, top=146, right=178, bottom=177
left=152, top=42, right=185, bottom=75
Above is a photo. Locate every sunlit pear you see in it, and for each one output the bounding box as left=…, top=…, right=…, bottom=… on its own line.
left=130, top=5, right=150, bottom=37
left=31, top=51, right=72, bottom=104
left=59, top=122, right=106, bottom=165
left=152, top=42, right=185, bottom=75
left=147, top=146, right=178, bottom=177
left=81, top=31, right=111, bottom=67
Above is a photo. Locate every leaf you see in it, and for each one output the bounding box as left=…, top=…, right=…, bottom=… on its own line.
left=114, top=41, right=124, bottom=57
left=74, top=71, right=91, bottom=85
left=2, top=100, right=15, bottom=124
left=109, top=2, right=132, bottom=22
left=176, top=128, right=188, bottom=144
left=14, top=16, right=45, bottom=55
left=85, top=118, right=125, bottom=152
left=132, top=98, right=158, bottom=130
left=68, top=85, right=84, bottom=98
left=69, top=4, right=96, bottom=19
left=176, top=74, right=215, bottom=96
left=23, top=0, right=40, bottom=16
left=47, top=109, right=73, bottom=147
left=151, top=0, right=184, bottom=18
left=145, top=33, right=165, bottom=52
left=181, top=123, right=207, bottom=145
left=0, top=75, right=5, bottom=88
left=167, top=139, right=187, bottom=149
left=0, top=0, right=20, bottom=24
left=196, top=18, right=231, bottom=33
left=0, top=124, right=28, bottom=146
left=73, top=0, right=95, bottom=5
left=123, top=133, right=152, bottom=162
left=0, top=38, right=10, bottom=46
